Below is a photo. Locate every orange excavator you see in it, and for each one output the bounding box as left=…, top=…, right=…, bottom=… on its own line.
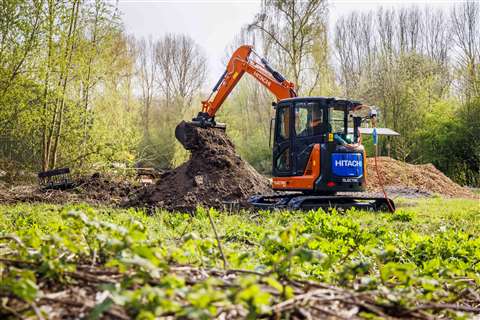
left=175, top=45, right=395, bottom=212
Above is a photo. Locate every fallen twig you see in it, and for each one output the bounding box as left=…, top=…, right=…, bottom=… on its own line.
left=0, top=235, right=25, bottom=248
left=403, top=302, right=480, bottom=315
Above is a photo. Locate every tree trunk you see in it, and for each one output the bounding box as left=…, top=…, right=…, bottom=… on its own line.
left=50, top=0, right=81, bottom=169
left=41, top=0, right=55, bottom=172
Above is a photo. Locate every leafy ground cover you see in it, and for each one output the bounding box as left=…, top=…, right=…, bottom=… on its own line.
left=0, top=198, right=479, bottom=319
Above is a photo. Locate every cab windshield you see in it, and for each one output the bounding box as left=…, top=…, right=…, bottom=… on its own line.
left=329, top=106, right=356, bottom=143
left=330, top=107, right=346, bottom=134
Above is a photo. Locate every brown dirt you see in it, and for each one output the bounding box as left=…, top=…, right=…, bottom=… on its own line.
left=1, top=140, right=475, bottom=209
left=126, top=122, right=271, bottom=212
left=127, top=137, right=473, bottom=210
left=0, top=173, right=143, bottom=206
left=365, top=157, right=475, bottom=198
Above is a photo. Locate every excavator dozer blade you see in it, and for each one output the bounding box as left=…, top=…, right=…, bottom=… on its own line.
left=175, top=120, right=226, bottom=150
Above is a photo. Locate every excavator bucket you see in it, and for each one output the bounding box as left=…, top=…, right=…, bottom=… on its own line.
left=175, top=120, right=226, bottom=150
left=175, top=121, right=197, bottom=150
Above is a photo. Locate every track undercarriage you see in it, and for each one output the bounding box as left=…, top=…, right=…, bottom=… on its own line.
left=248, top=194, right=395, bottom=212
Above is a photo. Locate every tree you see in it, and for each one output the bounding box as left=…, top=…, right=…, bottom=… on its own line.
left=248, top=0, right=328, bottom=94
left=136, top=36, right=157, bottom=142
left=0, top=0, right=140, bottom=174
left=154, top=34, right=207, bottom=112
left=451, top=1, right=480, bottom=101
left=133, top=34, right=207, bottom=168
left=42, top=0, right=81, bottom=170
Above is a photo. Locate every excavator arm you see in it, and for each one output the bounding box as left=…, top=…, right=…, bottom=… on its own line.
left=194, top=45, right=296, bottom=126
left=175, top=45, right=296, bottom=149
left=176, top=45, right=296, bottom=149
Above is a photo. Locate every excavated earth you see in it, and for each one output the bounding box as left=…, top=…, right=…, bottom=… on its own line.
left=0, top=127, right=475, bottom=209
left=126, top=126, right=475, bottom=211
left=364, top=157, right=475, bottom=199
left=126, top=122, right=271, bottom=212
left=0, top=174, right=142, bottom=206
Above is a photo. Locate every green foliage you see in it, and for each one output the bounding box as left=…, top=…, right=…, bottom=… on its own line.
left=0, top=0, right=140, bottom=174
left=416, top=98, right=480, bottom=186
left=0, top=198, right=479, bottom=318
left=1, top=269, right=39, bottom=303
left=389, top=210, right=414, bottom=222
left=446, top=98, right=480, bottom=186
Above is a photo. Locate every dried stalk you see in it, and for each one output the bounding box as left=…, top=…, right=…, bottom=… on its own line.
left=206, top=209, right=228, bottom=269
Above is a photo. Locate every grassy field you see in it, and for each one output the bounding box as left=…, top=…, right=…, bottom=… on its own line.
left=0, top=198, right=479, bottom=319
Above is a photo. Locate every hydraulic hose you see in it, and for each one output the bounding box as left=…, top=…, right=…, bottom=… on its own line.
left=373, top=144, right=395, bottom=212
left=371, top=119, right=395, bottom=213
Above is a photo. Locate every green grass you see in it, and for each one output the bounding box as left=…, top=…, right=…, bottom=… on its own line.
left=0, top=198, right=479, bottom=318
left=356, top=197, right=480, bottom=234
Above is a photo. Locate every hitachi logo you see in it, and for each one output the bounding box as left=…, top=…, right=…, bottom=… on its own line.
left=253, top=71, right=271, bottom=87
left=335, top=160, right=362, bottom=167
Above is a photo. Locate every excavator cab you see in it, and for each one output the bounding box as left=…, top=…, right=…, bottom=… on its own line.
left=271, top=97, right=366, bottom=194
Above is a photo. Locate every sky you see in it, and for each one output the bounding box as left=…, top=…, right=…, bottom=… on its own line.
left=118, top=0, right=455, bottom=82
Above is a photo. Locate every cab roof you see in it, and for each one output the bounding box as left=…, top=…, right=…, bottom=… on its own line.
left=278, top=96, right=362, bottom=110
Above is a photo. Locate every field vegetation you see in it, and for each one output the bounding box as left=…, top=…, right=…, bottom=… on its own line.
left=1, top=198, right=479, bottom=319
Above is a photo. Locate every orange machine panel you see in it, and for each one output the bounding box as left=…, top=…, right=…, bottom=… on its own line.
left=272, top=144, right=320, bottom=191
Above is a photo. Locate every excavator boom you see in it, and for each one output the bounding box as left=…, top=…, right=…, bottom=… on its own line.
left=176, top=45, right=296, bottom=149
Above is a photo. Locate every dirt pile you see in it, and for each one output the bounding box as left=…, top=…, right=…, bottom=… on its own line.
left=127, top=122, right=271, bottom=211
left=1, top=148, right=474, bottom=208
left=365, top=157, right=474, bottom=198
left=0, top=173, right=142, bottom=205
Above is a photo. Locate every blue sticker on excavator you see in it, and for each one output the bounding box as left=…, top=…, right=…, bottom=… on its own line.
left=331, top=153, right=363, bottom=177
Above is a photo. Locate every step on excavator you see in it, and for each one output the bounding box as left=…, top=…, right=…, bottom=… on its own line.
left=175, top=45, right=395, bottom=212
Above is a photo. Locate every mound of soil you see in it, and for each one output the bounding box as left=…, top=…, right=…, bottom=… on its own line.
left=365, top=157, right=474, bottom=198
left=127, top=122, right=271, bottom=212
left=0, top=173, right=142, bottom=205
left=1, top=143, right=474, bottom=209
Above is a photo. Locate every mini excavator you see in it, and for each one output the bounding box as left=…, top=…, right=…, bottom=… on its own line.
left=175, top=45, right=395, bottom=212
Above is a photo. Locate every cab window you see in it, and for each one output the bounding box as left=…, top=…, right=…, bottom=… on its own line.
left=330, top=107, right=345, bottom=134
left=276, top=105, right=290, bottom=140
left=276, top=147, right=291, bottom=172
left=294, top=102, right=324, bottom=137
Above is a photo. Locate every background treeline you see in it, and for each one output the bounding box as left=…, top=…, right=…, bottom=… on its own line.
left=0, top=0, right=138, bottom=176
left=0, top=0, right=478, bottom=186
